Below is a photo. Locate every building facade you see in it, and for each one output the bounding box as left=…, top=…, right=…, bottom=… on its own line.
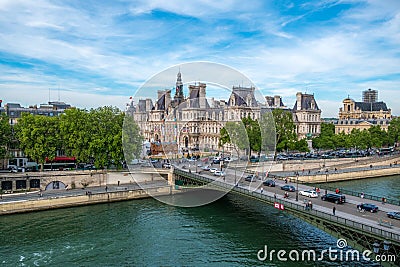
left=128, top=72, right=322, bottom=156
left=2, top=101, right=72, bottom=169
left=335, top=89, right=391, bottom=134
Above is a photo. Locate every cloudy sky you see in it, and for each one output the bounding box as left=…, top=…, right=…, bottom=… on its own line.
left=0, top=0, right=399, bottom=117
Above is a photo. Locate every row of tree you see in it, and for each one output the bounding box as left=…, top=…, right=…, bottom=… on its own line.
left=219, top=109, right=309, bottom=157
left=1, top=107, right=142, bottom=170
left=313, top=118, right=400, bottom=149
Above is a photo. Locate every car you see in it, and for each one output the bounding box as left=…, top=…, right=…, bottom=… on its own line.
left=209, top=168, right=218, bottom=173
left=213, top=159, right=221, bottom=164
left=387, top=211, right=400, bottom=220
left=214, top=170, right=226, bottom=177
left=321, top=193, right=346, bottom=204
left=162, top=163, right=171, bottom=168
left=245, top=175, right=257, bottom=182
left=263, top=179, right=275, bottom=187
left=281, top=185, right=296, bottom=192
left=201, top=165, right=210, bottom=171
left=357, top=203, right=378, bottom=213
left=299, top=190, right=318, bottom=198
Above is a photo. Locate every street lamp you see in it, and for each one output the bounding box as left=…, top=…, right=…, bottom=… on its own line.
left=383, top=240, right=391, bottom=263
left=325, top=173, right=328, bottom=195
left=373, top=242, right=381, bottom=266
left=296, top=173, right=299, bottom=201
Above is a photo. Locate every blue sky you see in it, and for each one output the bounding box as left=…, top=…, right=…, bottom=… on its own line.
left=0, top=0, right=399, bottom=117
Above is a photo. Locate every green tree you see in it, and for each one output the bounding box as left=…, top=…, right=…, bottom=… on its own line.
left=16, top=114, right=60, bottom=170
left=0, top=113, right=11, bottom=160
left=59, top=108, right=92, bottom=163
left=122, top=114, right=144, bottom=163
left=87, top=107, right=125, bottom=169
left=219, top=121, right=249, bottom=159
left=313, top=123, right=335, bottom=149
left=388, top=117, right=400, bottom=146
left=272, top=109, right=297, bottom=152
left=242, top=116, right=261, bottom=156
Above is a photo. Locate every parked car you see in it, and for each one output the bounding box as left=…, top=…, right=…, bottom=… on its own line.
left=245, top=175, right=257, bottom=182
left=209, top=168, right=218, bottom=173
left=263, top=179, right=275, bottom=187
left=299, top=190, right=318, bottom=198
left=357, top=203, right=378, bottom=213
left=281, top=185, right=296, bottom=192
left=214, top=170, right=226, bottom=177
left=162, top=163, right=171, bottom=168
left=213, top=159, right=221, bottom=164
left=387, top=211, right=400, bottom=220
left=202, top=165, right=210, bottom=171
left=321, top=193, right=346, bottom=204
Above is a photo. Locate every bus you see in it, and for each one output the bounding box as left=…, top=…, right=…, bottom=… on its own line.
left=43, top=156, right=76, bottom=171
left=378, top=147, right=394, bottom=156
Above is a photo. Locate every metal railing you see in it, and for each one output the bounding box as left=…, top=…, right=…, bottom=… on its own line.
left=174, top=169, right=400, bottom=244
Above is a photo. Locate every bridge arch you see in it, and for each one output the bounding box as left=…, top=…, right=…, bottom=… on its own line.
left=45, top=181, right=66, bottom=190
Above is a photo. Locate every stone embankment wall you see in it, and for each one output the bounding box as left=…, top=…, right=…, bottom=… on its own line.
left=0, top=186, right=171, bottom=215
left=280, top=154, right=400, bottom=172
left=0, top=169, right=171, bottom=191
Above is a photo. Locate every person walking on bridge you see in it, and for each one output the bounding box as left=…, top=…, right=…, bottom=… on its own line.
left=332, top=206, right=336, bottom=215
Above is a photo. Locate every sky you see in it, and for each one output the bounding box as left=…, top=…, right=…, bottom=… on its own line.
left=0, top=0, right=399, bottom=117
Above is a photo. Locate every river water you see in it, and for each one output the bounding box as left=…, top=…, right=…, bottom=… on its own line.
left=0, top=192, right=381, bottom=267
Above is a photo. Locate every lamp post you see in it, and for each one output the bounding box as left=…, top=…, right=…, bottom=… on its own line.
left=373, top=242, right=381, bottom=266
left=296, top=173, right=299, bottom=201
left=325, top=173, right=328, bottom=195
left=383, top=240, right=391, bottom=265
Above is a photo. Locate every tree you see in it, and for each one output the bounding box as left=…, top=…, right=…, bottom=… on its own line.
left=122, top=114, right=144, bottom=163
left=312, top=123, right=335, bottom=149
left=272, top=109, right=297, bottom=152
left=388, top=117, right=400, bottom=146
left=0, top=113, right=11, bottom=160
left=87, top=107, right=125, bottom=169
left=59, top=108, right=92, bottom=163
left=219, top=121, right=249, bottom=158
left=16, top=114, right=60, bottom=170
left=242, top=116, right=261, bottom=156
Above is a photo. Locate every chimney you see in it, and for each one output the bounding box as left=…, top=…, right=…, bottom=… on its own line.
left=165, top=90, right=171, bottom=109
left=157, top=90, right=164, bottom=101
left=199, top=83, right=206, bottom=108
left=145, top=98, right=153, bottom=111
left=296, top=92, right=302, bottom=110
left=274, top=95, right=280, bottom=107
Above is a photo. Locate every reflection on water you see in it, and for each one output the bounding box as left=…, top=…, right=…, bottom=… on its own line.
left=0, top=194, right=376, bottom=266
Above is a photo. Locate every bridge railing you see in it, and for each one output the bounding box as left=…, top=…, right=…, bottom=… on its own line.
left=174, top=169, right=400, bottom=244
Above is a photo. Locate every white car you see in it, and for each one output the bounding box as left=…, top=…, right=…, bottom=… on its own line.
left=210, top=168, right=218, bottom=173
left=214, top=170, right=226, bottom=177
left=202, top=165, right=210, bottom=171
left=299, top=190, right=318, bottom=198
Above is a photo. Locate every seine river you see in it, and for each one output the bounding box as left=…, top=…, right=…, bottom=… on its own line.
left=0, top=192, right=383, bottom=267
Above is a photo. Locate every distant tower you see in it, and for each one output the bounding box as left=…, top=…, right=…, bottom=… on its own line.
left=362, top=88, right=378, bottom=103
left=174, top=70, right=184, bottom=105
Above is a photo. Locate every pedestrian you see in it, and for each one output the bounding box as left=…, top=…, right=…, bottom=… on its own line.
left=274, top=193, right=276, bottom=200
left=333, top=206, right=336, bottom=215
left=309, top=200, right=313, bottom=210
left=261, top=187, right=264, bottom=194
left=105, top=186, right=108, bottom=192
left=118, top=181, right=120, bottom=186
left=305, top=202, right=309, bottom=211
left=335, top=188, right=339, bottom=194
left=360, top=192, right=364, bottom=199
left=382, top=197, right=386, bottom=205
left=285, top=177, right=288, bottom=184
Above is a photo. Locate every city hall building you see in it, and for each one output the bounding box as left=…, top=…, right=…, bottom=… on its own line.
left=126, top=71, right=321, bottom=154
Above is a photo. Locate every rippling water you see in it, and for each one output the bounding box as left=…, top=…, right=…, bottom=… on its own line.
left=0, top=194, right=378, bottom=266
